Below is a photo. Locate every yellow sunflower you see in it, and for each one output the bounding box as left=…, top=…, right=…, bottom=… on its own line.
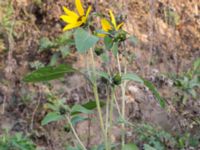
left=60, top=0, right=92, bottom=31
left=100, top=10, right=124, bottom=37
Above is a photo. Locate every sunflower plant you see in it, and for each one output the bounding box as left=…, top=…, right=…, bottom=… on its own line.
left=23, top=0, right=165, bottom=150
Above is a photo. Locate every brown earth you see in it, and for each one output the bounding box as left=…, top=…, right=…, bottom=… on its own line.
left=0, top=0, right=199, bottom=149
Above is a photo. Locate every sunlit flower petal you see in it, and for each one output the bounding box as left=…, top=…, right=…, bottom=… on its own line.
left=109, top=10, right=117, bottom=29
left=101, top=18, right=112, bottom=32
left=75, top=0, right=84, bottom=16
left=100, top=10, right=124, bottom=34
left=116, top=22, right=124, bottom=31
left=60, top=15, right=77, bottom=24
left=86, top=6, right=92, bottom=18
left=63, top=21, right=83, bottom=31
left=63, top=6, right=78, bottom=18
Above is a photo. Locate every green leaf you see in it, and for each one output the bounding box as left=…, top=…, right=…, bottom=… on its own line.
left=74, top=28, right=99, bottom=53
left=41, top=112, right=64, bottom=125
left=122, top=144, right=139, bottom=150
left=82, top=101, right=106, bottom=110
left=39, top=37, right=56, bottom=52
left=111, top=42, right=119, bottom=57
left=66, top=145, right=82, bottom=150
left=49, top=53, right=59, bottom=66
left=71, top=105, right=93, bottom=115
left=193, top=58, right=200, bottom=75
left=56, top=31, right=73, bottom=45
left=59, top=45, right=70, bottom=58
left=101, top=53, right=110, bottom=63
left=71, top=115, right=88, bottom=126
left=104, top=36, right=113, bottom=50
left=96, top=71, right=110, bottom=81
left=143, top=79, right=165, bottom=108
left=23, top=64, right=76, bottom=82
left=144, top=144, right=157, bottom=150
left=122, top=73, right=144, bottom=84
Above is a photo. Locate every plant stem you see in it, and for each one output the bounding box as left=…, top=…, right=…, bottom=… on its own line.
left=89, top=48, right=107, bottom=146
left=105, top=87, right=110, bottom=150
left=121, top=81, right=126, bottom=148
left=66, top=115, right=87, bottom=150
left=116, top=46, right=127, bottom=149
left=108, top=88, right=115, bottom=150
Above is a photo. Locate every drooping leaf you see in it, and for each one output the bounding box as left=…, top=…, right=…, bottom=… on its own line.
left=41, top=112, right=64, bottom=126
left=71, top=105, right=93, bottom=115
left=82, top=100, right=106, bottom=110
left=96, top=71, right=110, bottom=81
left=122, top=144, right=139, bottom=150
left=23, top=64, right=76, bottom=82
left=71, top=115, right=88, bottom=126
left=122, top=73, right=144, bottom=84
left=143, top=79, right=165, bottom=108
left=74, top=28, right=99, bottom=53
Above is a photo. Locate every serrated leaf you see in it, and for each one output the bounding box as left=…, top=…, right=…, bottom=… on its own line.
left=23, top=64, right=76, bottom=82
left=122, top=73, right=144, bottom=84
left=122, top=144, right=139, bottom=150
left=71, top=105, right=93, bottom=115
left=74, top=28, right=99, bottom=53
left=143, top=79, right=165, bottom=108
left=41, top=112, right=64, bottom=126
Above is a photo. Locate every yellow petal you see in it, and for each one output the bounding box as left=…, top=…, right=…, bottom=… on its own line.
left=86, top=6, right=92, bottom=19
left=109, top=10, right=117, bottom=29
left=75, top=0, right=84, bottom=16
left=101, top=18, right=112, bottom=32
left=60, top=15, right=77, bottom=24
left=63, top=22, right=82, bottom=31
left=116, top=22, right=124, bottom=30
left=97, top=33, right=106, bottom=38
left=63, top=6, right=78, bottom=18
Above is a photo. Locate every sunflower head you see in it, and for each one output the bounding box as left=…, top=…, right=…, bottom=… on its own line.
left=60, top=0, right=92, bottom=31
left=100, top=10, right=124, bottom=36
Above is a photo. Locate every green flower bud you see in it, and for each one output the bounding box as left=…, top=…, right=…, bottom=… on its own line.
left=95, top=47, right=104, bottom=56
left=112, top=73, right=122, bottom=86
left=59, top=106, right=67, bottom=115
